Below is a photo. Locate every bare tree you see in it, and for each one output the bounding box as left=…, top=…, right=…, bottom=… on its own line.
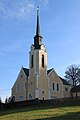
left=65, top=65, right=80, bottom=86
left=77, top=68, right=80, bottom=85
left=0, top=97, right=2, bottom=103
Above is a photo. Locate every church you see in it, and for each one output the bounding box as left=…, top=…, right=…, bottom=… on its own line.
left=11, top=9, right=71, bottom=102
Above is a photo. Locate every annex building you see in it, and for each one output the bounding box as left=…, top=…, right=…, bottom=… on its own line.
left=12, top=10, right=71, bottom=102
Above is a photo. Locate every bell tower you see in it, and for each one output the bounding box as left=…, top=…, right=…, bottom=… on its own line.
left=28, top=7, right=48, bottom=100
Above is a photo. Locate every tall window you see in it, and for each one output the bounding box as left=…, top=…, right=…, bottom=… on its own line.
left=57, top=83, right=59, bottom=91
left=42, top=55, right=44, bottom=67
left=53, top=83, right=55, bottom=91
left=16, top=84, right=19, bottom=92
left=31, top=55, right=33, bottom=68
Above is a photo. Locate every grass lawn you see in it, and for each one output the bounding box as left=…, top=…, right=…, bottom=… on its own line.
left=0, top=103, right=80, bottom=120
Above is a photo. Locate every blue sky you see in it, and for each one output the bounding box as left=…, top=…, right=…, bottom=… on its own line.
left=0, top=0, right=80, bottom=101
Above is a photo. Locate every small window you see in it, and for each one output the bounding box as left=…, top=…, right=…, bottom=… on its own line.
left=42, top=55, right=44, bottom=67
left=42, top=91, right=45, bottom=94
left=21, top=75, right=23, bottom=78
left=53, top=83, right=55, bottom=91
left=65, top=87, right=68, bottom=91
left=31, top=55, right=33, bottom=68
left=57, top=83, right=59, bottom=91
left=31, top=81, right=33, bottom=86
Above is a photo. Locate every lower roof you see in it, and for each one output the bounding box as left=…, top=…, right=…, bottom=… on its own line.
left=71, top=85, right=80, bottom=93
left=22, top=68, right=29, bottom=77
left=59, top=76, right=70, bottom=85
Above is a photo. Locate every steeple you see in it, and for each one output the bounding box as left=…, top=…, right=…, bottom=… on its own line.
left=36, top=6, right=40, bottom=36
left=34, top=6, right=42, bottom=49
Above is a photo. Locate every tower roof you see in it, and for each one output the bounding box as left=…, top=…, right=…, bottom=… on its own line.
left=34, top=7, right=42, bottom=49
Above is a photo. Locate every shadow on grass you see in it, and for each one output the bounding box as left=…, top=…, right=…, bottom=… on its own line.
left=36, top=112, right=80, bottom=120
left=0, top=104, right=57, bottom=117
left=0, top=103, right=80, bottom=118
left=0, top=104, right=55, bottom=116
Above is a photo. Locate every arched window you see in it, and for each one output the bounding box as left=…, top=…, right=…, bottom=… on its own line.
left=42, top=55, right=44, bottom=67
left=31, top=55, right=33, bottom=68
left=57, top=83, right=59, bottom=91
left=53, top=83, right=55, bottom=91
left=29, top=94, right=32, bottom=100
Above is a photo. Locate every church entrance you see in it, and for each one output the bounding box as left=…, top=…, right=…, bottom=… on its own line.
left=29, top=94, right=32, bottom=100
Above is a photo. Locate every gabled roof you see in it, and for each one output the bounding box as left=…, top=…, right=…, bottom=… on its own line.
left=71, top=85, right=80, bottom=93
left=47, top=69, right=70, bottom=85
left=59, top=76, right=70, bottom=85
left=47, top=68, right=53, bottom=75
left=22, top=68, right=29, bottom=77
left=22, top=68, right=69, bottom=86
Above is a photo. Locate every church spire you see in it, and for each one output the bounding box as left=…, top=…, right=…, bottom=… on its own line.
left=36, top=6, right=40, bottom=36
left=34, top=6, right=42, bottom=49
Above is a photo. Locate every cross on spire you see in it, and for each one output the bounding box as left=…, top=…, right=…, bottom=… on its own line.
left=37, top=6, right=39, bottom=15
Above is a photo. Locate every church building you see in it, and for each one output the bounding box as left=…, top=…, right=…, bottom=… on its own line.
left=12, top=9, right=71, bottom=102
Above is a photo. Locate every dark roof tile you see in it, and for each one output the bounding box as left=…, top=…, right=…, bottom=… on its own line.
left=59, top=76, right=70, bottom=85
left=47, top=68, right=53, bottom=75
left=22, top=68, right=29, bottom=77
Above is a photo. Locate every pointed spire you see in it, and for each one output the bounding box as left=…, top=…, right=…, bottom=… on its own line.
left=34, top=6, right=42, bottom=49
left=36, top=6, right=40, bottom=36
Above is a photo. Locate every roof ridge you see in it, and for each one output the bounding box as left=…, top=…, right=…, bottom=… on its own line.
left=22, top=67, right=29, bottom=69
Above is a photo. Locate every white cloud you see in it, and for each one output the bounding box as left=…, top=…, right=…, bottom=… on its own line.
left=0, top=0, right=35, bottom=20
left=0, top=0, right=49, bottom=20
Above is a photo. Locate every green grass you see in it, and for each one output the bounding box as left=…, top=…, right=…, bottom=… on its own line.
left=0, top=104, right=80, bottom=120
